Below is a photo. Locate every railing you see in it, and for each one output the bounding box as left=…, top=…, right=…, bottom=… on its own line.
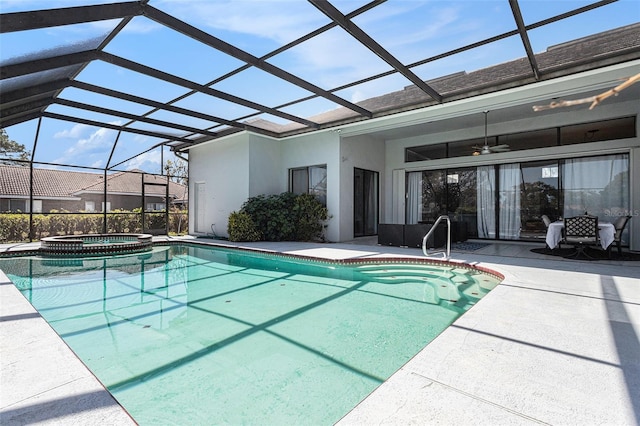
left=422, top=215, right=451, bottom=259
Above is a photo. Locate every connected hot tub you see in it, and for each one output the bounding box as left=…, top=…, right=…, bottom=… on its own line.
left=40, top=233, right=153, bottom=257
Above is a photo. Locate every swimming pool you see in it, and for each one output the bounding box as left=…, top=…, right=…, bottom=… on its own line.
left=0, top=243, right=501, bottom=425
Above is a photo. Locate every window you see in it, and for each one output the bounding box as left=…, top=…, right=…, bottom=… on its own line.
left=405, top=144, right=446, bottom=162
left=290, top=165, right=327, bottom=205
left=8, top=199, right=27, bottom=212
left=406, top=153, right=629, bottom=242
left=499, top=128, right=557, bottom=151
left=146, top=203, right=166, bottom=211
left=405, top=116, right=636, bottom=162
left=7, top=199, right=41, bottom=213
left=101, top=201, right=111, bottom=212
left=560, top=117, right=636, bottom=145
left=85, top=201, right=96, bottom=212
left=448, top=136, right=496, bottom=158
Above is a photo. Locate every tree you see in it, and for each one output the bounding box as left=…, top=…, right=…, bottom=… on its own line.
left=163, top=158, right=187, bottom=185
left=0, top=128, right=30, bottom=165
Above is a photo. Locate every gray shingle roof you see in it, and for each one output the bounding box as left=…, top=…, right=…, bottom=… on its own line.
left=273, top=23, right=640, bottom=133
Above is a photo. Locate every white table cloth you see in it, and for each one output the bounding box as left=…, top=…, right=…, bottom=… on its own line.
left=545, top=221, right=615, bottom=250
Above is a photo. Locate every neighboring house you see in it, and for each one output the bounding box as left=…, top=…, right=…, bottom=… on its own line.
left=0, top=166, right=187, bottom=213
left=187, top=24, right=639, bottom=250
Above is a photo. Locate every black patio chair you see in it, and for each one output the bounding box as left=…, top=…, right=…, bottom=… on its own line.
left=609, top=215, right=632, bottom=258
left=564, top=215, right=599, bottom=259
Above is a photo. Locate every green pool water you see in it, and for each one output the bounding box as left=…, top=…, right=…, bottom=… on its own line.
left=1, top=244, right=500, bottom=425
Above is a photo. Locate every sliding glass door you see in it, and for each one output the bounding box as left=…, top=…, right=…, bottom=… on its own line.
left=563, top=154, right=629, bottom=219
left=406, top=153, right=629, bottom=243
left=354, top=168, right=379, bottom=237
left=406, top=168, right=479, bottom=237
left=520, top=160, right=560, bottom=240
left=447, top=168, right=478, bottom=238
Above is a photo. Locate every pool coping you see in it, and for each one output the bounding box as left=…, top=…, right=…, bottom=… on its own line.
left=1, top=237, right=639, bottom=425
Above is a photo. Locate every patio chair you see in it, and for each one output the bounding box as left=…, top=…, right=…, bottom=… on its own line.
left=541, top=214, right=556, bottom=250
left=609, top=215, right=632, bottom=257
left=564, top=215, right=599, bottom=259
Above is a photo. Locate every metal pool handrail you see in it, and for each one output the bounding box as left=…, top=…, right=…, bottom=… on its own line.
left=422, top=215, right=451, bottom=260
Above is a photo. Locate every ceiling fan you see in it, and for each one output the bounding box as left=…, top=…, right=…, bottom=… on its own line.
left=472, top=110, right=510, bottom=155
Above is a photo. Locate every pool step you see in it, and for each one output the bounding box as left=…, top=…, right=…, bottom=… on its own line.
left=354, top=264, right=491, bottom=304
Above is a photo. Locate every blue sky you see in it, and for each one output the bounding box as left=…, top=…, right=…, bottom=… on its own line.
left=1, top=0, right=638, bottom=174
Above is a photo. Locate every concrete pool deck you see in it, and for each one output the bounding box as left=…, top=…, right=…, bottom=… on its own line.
left=1, top=237, right=639, bottom=425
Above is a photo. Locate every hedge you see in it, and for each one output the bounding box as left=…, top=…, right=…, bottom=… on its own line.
left=0, top=208, right=188, bottom=243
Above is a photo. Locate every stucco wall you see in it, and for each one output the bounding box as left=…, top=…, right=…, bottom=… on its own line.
left=339, top=134, right=385, bottom=239
left=189, top=130, right=345, bottom=241
left=189, top=133, right=250, bottom=237
left=248, top=135, right=281, bottom=197
left=382, top=96, right=640, bottom=249
left=280, top=131, right=341, bottom=241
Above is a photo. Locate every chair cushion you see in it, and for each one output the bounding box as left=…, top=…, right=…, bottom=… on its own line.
left=566, top=236, right=597, bottom=244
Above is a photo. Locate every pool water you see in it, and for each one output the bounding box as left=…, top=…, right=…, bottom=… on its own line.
left=1, top=244, right=500, bottom=425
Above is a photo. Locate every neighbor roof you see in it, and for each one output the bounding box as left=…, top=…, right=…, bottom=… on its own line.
left=0, top=165, right=186, bottom=200
left=1, top=0, right=639, bottom=162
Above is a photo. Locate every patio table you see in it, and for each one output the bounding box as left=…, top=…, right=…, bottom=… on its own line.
left=545, top=220, right=615, bottom=250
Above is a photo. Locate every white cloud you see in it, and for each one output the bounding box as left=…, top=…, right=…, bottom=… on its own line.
left=157, top=0, right=322, bottom=44
left=54, top=123, right=90, bottom=139
left=125, top=150, right=162, bottom=172
left=52, top=123, right=121, bottom=165
left=120, top=17, right=163, bottom=35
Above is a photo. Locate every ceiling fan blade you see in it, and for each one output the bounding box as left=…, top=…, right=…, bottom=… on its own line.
left=492, top=146, right=510, bottom=152
left=493, top=144, right=510, bottom=150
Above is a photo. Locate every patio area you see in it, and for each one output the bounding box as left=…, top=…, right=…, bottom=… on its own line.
left=1, top=237, right=639, bottom=425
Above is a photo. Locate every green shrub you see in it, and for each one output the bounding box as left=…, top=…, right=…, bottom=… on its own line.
left=0, top=214, right=29, bottom=242
left=0, top=208, right=187, bottom=242
left=228, top=192, right=329, bottom=242
left=293, top=193, right=329, bottom=241
left=228, top=211, right=262, bottom=242
left=240, top=193, right=297, bottom=241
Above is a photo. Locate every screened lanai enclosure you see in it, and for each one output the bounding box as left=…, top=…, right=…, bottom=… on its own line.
left=1, top=0, right=639, bottom=244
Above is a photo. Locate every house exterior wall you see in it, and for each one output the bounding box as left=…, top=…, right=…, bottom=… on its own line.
left=187, top=62, right=639, bottom=248
left=248, top=135, right=281, bottom=197
left=381, top=92, right=640, bottom=250
left=188, top=131, right=346, bottom=241
left=339, top=134, right=385, bottom=239
left=0, top=194, right=166, bottom=213
left=280, top=131, right=341, bottom=241
left=189, top=133, right=251, bottom=236
left=1, top=197, right=87, bottom=212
